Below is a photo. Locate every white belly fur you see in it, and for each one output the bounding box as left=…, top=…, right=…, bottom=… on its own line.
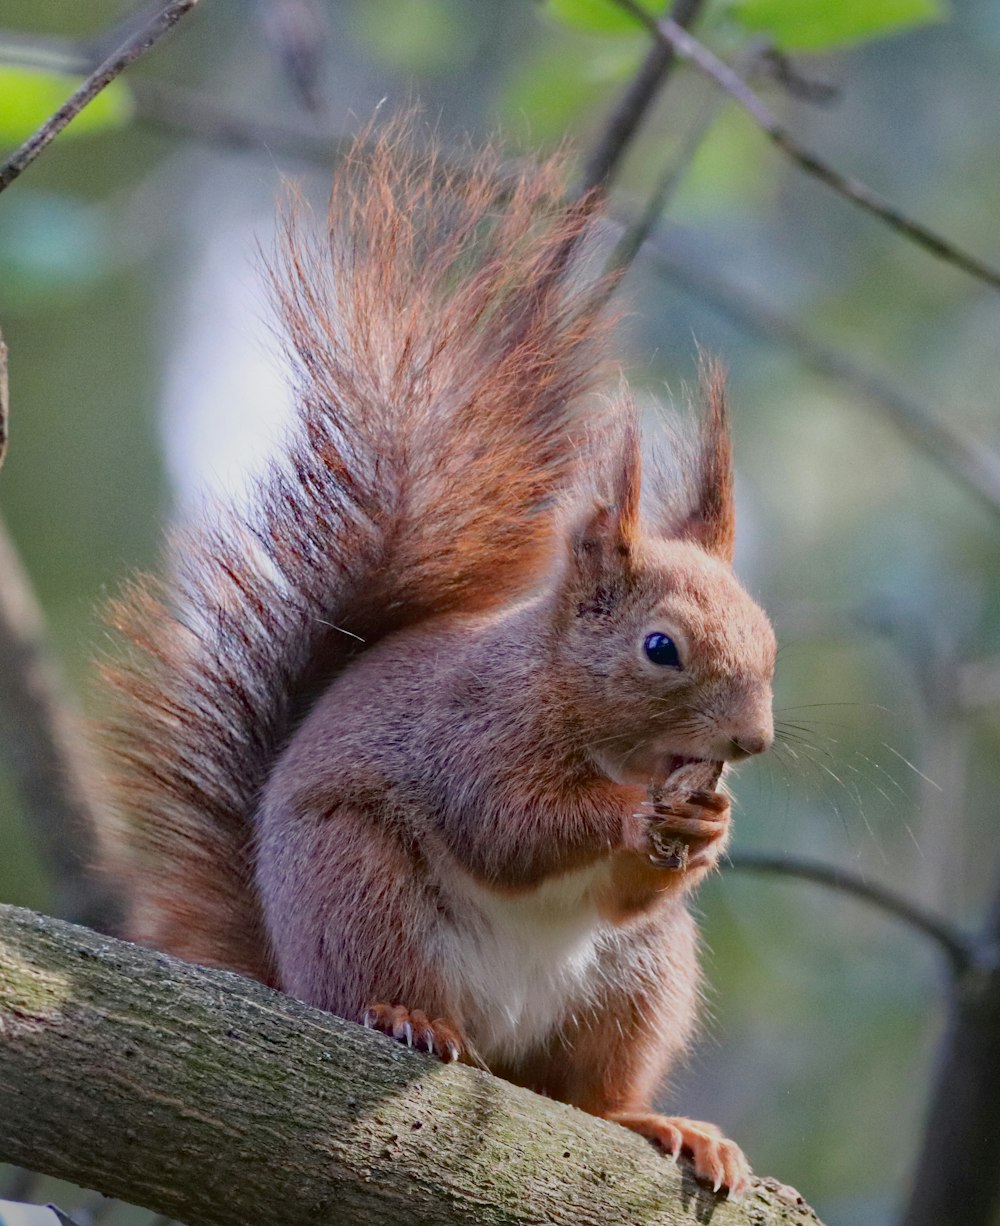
left=439, top=862, right=617, bottom=1063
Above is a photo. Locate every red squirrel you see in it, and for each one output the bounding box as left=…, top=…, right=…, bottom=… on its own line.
left=98, top=122, right=776, bottom=1199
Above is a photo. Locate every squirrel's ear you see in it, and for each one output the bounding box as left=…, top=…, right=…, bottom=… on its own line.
left=671, top=356, right=735, bottom=563
left=568, top=400, right=641, bottom=583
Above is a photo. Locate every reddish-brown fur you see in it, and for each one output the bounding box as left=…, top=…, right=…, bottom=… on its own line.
left=97, top=121, right=776, bottom=1198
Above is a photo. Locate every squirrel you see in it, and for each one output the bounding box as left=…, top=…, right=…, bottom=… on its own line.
left=97, top=120, right=776, bottom=1200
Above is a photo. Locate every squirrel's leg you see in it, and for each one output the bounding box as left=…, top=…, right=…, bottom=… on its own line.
left=571, top=1005, right=750, bottom=1197
left=255, top=798, right=473, bottom=1062
left=517, top=911, right=750, bottom=1199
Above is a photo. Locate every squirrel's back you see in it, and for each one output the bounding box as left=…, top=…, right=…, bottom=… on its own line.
left=96, top=120, right=618, bottom=978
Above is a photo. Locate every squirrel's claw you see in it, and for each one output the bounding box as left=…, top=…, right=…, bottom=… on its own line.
left=362, top=1002, right=467, bottom=1064
left=606, top=1111, right=751, bottom=1201
left=686, top=788, right=728, bottom=813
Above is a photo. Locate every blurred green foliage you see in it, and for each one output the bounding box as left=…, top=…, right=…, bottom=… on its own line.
left=545, top=0, right=665, bottom=33
left=1, top=2, right=998, bottom=1224
left=0, top=68, right=132, bottom=142
left=545, top=0, right=947, bottom=47
left=727, top=0, right=947, bottom=51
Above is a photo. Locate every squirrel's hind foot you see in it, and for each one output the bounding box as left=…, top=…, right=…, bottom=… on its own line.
left=362, top=1002, right=467, bottom=1063
left=605, top=1110, right=751, bottom=1200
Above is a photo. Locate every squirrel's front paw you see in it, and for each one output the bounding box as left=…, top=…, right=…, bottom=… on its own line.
left=638, top=787, right=730, bottom=872
left=606, top=1111, right=751, bottom=1199
left=362, top=1002, right=467, bottom=1063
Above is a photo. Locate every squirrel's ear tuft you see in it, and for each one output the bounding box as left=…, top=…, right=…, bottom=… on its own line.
left=568, top=396, right=641, bottom=583
left=670, top=355, right=735, bottom=563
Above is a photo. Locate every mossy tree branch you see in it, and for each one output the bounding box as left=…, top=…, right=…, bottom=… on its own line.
left=0, top=903, right=822, bottom=1226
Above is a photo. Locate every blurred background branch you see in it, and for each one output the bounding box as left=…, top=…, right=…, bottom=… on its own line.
left=577, top=0, right=706, bottom=194
left=0, top=333, right=111, bottom=931
left=0, top=520, right=110, bottom=929
left=254, top=0, right=331, bottom=116
left=609, top=0, right=1000, bottom=292
left=900, top=869, right=1000, bottom=1226
left=726, top=852, right=973, bottom=973
left=7, top=19, right=997, bottom=524
left=639, top=232, right=1000, bottom=519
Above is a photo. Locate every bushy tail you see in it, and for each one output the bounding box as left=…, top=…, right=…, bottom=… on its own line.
left=97, top=120, right=618, bottom=979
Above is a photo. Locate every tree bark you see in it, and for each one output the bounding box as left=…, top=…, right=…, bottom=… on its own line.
left=0, top=904, right=822, bottom=1226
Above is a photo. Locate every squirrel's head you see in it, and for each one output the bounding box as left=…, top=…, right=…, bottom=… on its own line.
left=551, top=365, right=776, bottom=787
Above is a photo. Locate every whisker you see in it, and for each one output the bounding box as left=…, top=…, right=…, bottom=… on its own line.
left=774, top=729, right=835, bottom=755
left=851, top=749, right=912, bottom=801
left=774, top=735, right=888, bottom=848
left=881, top=743, right=943, bottom=792
left=776, top=719, right=842, bottom=741
left=775, top=717, right=930, bottom=858
left=812, top=753, right=885, bottom=858
left=777, top=720, right=917, bottom=800
left=842, top=761, right=897, bottom=811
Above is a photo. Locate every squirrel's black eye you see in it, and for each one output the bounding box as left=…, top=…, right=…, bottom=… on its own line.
left=643, top=632, right=682, bottom=669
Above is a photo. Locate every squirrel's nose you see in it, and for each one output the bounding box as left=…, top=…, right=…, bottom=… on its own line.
left=726, top=729, right=773, bottom=760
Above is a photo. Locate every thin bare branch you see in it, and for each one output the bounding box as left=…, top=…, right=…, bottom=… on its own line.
left=727, top=852, right=972, bottom=973
left=638, top=227, right=1000, bottom=519
left=84, top=0, right=180, bottom=66
left=603, top=42, right=766, bottom=282
left=756, top=48, right=839, bottom=106
left=0, top=0, right=200, bottom=194
left=578, top=0, right=707, bottom=196
left=0, top=24, right=345, bottom=167
left=608, top=0, right=1000, bottom=292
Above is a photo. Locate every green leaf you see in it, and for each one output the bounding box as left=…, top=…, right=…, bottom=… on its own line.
left=0, top=67, right=133, bottom=145
left=728, top=0, right=948, bottom=51
left=544, top=0, right=665, bottom=34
